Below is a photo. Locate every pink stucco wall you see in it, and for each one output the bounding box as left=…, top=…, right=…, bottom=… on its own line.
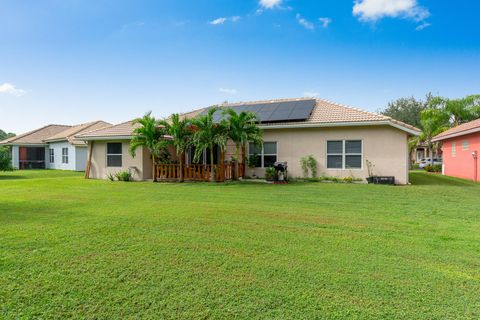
left=441, top=132, right=480, bottom=182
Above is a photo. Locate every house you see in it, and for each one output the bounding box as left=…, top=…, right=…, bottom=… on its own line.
left=0, top=121, right=110, bottom=171
left=411, top=143, right=441, bottom=164
left=432, top=119, right=480, bottom=182
left=77, top=98, right=419, bottom=184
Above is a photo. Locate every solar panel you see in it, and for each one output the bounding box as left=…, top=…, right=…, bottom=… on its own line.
left=199, top=99, right=315, bottom=123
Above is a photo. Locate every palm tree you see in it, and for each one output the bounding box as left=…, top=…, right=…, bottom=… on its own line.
left=157, top=113, right=192, bottom=182
left=409, top=108, right=449, bottom=166
left=191, top=107, right=228, bottom=182
left=129, top=112, right=166, bottom=182
left=223, top=108, right=263, bottom=179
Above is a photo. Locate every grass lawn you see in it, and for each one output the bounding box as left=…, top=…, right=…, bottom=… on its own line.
left=1, top=170, right=479, bottom=319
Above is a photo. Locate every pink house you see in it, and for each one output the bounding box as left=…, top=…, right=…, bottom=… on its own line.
left=432, top=119, right=480, bottom=182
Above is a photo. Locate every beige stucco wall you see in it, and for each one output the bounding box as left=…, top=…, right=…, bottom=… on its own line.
left=87, top=140, right=150, bottom=181
left=252, top=125, right=410, bottom=184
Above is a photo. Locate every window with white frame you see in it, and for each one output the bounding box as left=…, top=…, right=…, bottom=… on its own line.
left=326, top=140, right=362, bottom=169
left=49, top=149, right=54, bottom=163
left=462, top=140, right=469, bottom=151
left=106, top=143, right=122, bottom=167
left=62, top=148, right=68, bottom=164
left=452, top=142, right=457, bottom=157
left=248, top=142, right=277, bottom=168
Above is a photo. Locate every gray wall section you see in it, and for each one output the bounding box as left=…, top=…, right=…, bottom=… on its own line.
left=75, top=147, right=87, bottom=171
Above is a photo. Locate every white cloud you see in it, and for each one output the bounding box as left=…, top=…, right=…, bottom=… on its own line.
left=296, top=14, right=315, bottom=30
left=303, top=92, right=319, bottom=97
left=416, top=22, right=431, bottom=31
left=219, top=88, right=237, bottom=95
left=210, top=16, right=241, bottom=25
left=259, top=0, right=282, bottom=9
left=353, top=0, right=430, bottom=22
left=319, top=17, right=332, bottom=28
left=0, top=83, right=27, bottom=97
left=210, top=17, right=228, bottom=25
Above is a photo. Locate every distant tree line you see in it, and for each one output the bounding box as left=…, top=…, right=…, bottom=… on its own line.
left=380, top=94, right=480, bottom=164
left=0, top=129, right=16, bottom=171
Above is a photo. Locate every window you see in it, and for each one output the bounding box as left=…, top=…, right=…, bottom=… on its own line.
left=462, top=140, right=469, bottom=151
left=107, top=143, right=122, bottom=167
left=49, top=149, right=54, bottom=163
left=452, top=142, right=456, bottom=157
left=326, top=140, right=362, bottom=169
left=62, top=148, right=68, bottom=164
left=248, top=142, right=277, bottom=168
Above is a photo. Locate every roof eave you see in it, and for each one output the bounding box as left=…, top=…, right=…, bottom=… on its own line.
left=76, top=135, right=135, bottom=141
left=259, top=120, right=420, bottom=135
left=432, top=127, right=480, bottom=142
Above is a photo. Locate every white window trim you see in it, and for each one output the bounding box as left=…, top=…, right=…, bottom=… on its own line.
left=49, top=149, right=54, bottom=163
left=106, top=142, right=123, bottom=168
left=326, top=140, right=363, bottom=170
left=248, top=142, right=278, bottom=168
left=62, top=148, right=69, bottom=164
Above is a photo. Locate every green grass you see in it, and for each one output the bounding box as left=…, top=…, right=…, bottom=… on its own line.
left=1, top=170, right=479, bottom=319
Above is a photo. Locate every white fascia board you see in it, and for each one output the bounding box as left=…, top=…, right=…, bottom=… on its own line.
left=260, top=121, right=420, bottom=136
left=432, top=127, right=480, bottom=142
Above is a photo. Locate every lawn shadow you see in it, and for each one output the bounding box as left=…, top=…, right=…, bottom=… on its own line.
left=0, top=175, right=26, bottom=180
left=409, top=171, right=477, bottom=187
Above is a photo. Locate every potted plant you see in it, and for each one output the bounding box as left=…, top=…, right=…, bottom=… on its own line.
left=265, top=166, right=276, bottom=182
left=247, top=154, right=260, bottom=178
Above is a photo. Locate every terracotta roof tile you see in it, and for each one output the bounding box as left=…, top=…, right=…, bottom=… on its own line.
left=76, top=120, right=140, bottom=139
left=433, top=118, right=480, bottom=141
left=0, top=124, right=72, bottom=145
left=44, top=121, right=111, bottom=145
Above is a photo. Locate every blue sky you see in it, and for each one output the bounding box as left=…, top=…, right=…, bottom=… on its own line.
left=1, top=0, right=479, bottom=133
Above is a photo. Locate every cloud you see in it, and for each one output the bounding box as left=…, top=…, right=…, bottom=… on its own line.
left=209, top=16, right=241, bottom=25
left=303, top=92, right=319, bottom=98
left=0, top=83, right=27, bottom=97
left=353, top=0, right=430, bottom=22
left=210, top=17, right=228, bottom=25
left=296, top=14, right=315, bottom=30
left=319, top=17, right=332, bottom=28
left=259, top=0, right=282, bottom=9
left=415, top=22, right=431, bottom=31
left=219, top=88, right=237, bottom=95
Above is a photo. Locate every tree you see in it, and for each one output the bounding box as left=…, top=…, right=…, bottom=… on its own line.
left=409, top=108, right=449, bottom=166
left=157, top=114, right=192, bottom=182
left=191, top=107, right=228, bottom=182
left=428, top=94, right=480, bottom=126
left=129, top=112, right=166, bottom=182
left=380, top=95, right=431, bottom=129
left=222, top=109, right=263, bottom=180
left=0, top=129, right=15, bottom=171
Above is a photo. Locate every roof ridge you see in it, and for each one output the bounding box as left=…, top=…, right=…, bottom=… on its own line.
left=0, top=124, right=71, bottom=144
left=221, top=97, right=314, bottom=107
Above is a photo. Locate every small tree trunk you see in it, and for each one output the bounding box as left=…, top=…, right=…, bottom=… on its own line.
left=233, top=144, right=240, bottom=180
left=429, top=146, right=434, bottom=165
left=152, top=155, right=157, bottom=182
left=210, top=146, right=215, bottom=182
left=179, top=151, right=184, bottom=183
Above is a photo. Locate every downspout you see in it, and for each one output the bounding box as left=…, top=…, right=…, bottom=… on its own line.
left=473, top=151, right=478, bottom=182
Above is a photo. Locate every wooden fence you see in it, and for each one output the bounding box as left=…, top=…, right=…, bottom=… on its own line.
left=156, top=163, right=245, bottom=182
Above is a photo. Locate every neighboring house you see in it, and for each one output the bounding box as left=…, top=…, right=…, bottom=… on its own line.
left=432, top=119, right=480, bottom=182
left=78, top=98, right=420, bottom=184
left=411, top=143, right=441, bottom=164
left=0, top=121, right=110, bottom=171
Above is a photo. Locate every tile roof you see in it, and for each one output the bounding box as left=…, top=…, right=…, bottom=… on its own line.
left=44, top=121, right=111, bottom=145
left=0, top=124, right=72, bottom=145
left=75, top=120, right=140, bottom=139
left=432, top=118, right=480, bottom=142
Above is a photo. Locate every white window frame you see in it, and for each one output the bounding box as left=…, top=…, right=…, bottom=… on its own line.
left=106, top=142, right=123, bottom=167
left=49, top=149, right=54, bottom=163
left=326, top=140, right=363, bottom=170
left=462, top=140, right=469, bottom=151
left=248, top=142, right=278, bottom=168
left=62, top=148, right=68, bottom=164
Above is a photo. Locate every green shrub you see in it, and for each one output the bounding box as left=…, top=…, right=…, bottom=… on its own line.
left=0, top=146, right=13, bottom=171
left=106, top=173, right=116, bottom=181
left=424, top=164, right=442, bottom=173
left=300, top=155, right=317, bottom=178
left=265, top=167, right=276, bottom=181
left=115, top=170, right=133, bottom=182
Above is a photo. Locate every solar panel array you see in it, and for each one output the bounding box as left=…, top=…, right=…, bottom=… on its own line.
left=202, top=99, right=316, bottom=123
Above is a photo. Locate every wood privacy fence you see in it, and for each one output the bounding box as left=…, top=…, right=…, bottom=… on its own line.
left=156, top=163, right=245, bottom=182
